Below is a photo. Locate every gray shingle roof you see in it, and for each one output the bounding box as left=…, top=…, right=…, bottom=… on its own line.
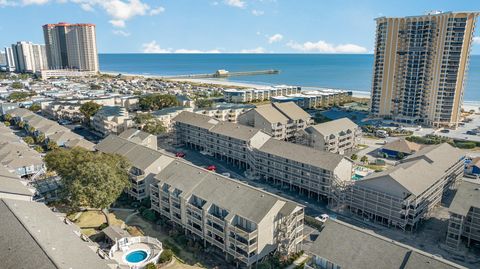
left=306, top=118, right=358, bottom=136
left=357, top=143, right=464, bottom=197
left=172, top=111, right=218, bottom=129
left=271, top=101, right=311, bottom=120
left=449, top=180, right=480, bottom=216
left=382, top=139, right=422, bottom=154
left=0, top=166, right=33, bottom=197
left=0, top=198, right=115, bottom=269
left=210, top=121, right=264, bottom=141
left=257, top=138, right=345, bottom=171
left=155, top=161, right=303, bottom=223
left=254, top=104, right=289, bottom=123
left=308, top=219, right=465, bottom=269
left=96, top=135, right=173, bottom=172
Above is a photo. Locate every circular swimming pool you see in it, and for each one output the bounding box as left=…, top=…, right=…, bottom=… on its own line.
left=125, top=250, right=148, bottom=263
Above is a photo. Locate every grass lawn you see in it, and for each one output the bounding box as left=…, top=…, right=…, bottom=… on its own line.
left=71, top=211, right=106, bottom=228
left=163, top=257, right=205, bottom=269
left=364, top=164, right=387, bottom=171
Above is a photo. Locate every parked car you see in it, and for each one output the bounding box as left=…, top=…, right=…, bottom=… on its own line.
left=466, top=130, right=478, bottom=135
left=175, top=152, right=186, bottom=158
left=206, top=165, right=216, bottom=171
left=315, top=214, right=330, bottom=223
left=221, top=172, right=231, bottom=177
left=440, top=129, right=450, bottom=133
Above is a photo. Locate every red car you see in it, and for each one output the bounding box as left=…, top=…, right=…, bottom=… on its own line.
left=175, top=152, right=186, bottom=158
left=206, top=165, right=216, bottom=171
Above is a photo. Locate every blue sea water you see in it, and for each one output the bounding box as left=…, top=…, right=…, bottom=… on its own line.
left=99, top=54, right=480, bottom=101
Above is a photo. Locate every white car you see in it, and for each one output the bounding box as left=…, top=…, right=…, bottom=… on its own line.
left=315, top=214, right=330, bottom=223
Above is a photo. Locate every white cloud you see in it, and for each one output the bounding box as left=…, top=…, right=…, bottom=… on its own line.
left=268, top=33, right=283, bottom=44
left=240, top=47, right=266, bottom=53
left=473, top=37, right=480, bottom=45
left=109, top=19, right=126, bottom=28
left=142, top=41, right=171, bottom=53
left=149, top=6, right=164, bottom=15
left=251, top=9, right=264, bottom=16
left=224, top=0, right=245, bottom=8
left=287, top=40, right=368, bottom=53
left=22, top=0, right=50, bottom=5
left=113, top=29, right=130, bottom=36
left=0, top=0, right=17, bottom=7
left=141, top=41, right=222, bottom=54
left=79, top=3, right=93, bottom=11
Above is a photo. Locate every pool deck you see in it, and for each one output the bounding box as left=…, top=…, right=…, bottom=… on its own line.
left=109, top=237, right=163, bottom=268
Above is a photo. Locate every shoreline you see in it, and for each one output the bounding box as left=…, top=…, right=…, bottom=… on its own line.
left=100, top=71, right=480, bottom=110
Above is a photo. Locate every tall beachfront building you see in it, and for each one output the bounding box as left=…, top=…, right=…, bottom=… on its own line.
left=370, top=11, right=479, bottom=128
left=43, top=22, right=99, bottom=72
left=11, top=41, right=48, bottom=73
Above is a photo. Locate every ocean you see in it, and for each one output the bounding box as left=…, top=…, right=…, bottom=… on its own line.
left=99, top=54, right=480, bottom=102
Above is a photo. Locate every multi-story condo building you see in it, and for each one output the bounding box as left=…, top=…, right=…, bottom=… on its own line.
left=346, top=143, right=464, bottom=231
left=271, top=89, right=352, bottom=109
left=43, top=101, right=83, bottom=122
left=224, top=85, right=302, bottom=103
left=173, top=111, right=354, bottom=204
left=299, top=118, right=360, bottom=154
left=370, top=11, right=479, bottom=128
left=0, top=51, right=6, bottom=66
left=11, top=41, right=48, bottom=73
left=237, top=102, right=312, bottom=141
left=150, top=160, right=304, bottom=267
left=306, top=219, right=465, bottom=269
left=119, top=128, right=157, bottom=150
left=43, top=22, right=99, bottom=72
left=92, top=106, right=132, bottom=137
left=95, top=135, right=173, bottom=200
left=445, top=180, right=480, bottom=250
left=194, top=102, right=254, bottom=123
left=4, top=47, right=15, bottom=71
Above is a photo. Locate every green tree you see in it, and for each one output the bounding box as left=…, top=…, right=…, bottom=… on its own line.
left=80, top=101, right=102, bottom=122
left=142, top=119, right=165, bottom=135
left=18, top=121, right=25, bottom=128
left=29, top=103, right=41, bottom=112
left=313, top=112, right=332, bottom=124
left=360, top=156, right=369, bottom=164
left=133, top=113, right=154, bottom=124
left=195, top=98, right=214, bottom=109
left=3, top=113, right=12, bottom=122
left=158, top=249, right=173, bottom=264
left=7, top=91, right=31, bottom=102
left=34, top=145, right=44, bottom=153
left=28, top=126, right=35, bottom=134
left=36, top=133, right=46, bottom=144
left=397, top=152, right=405, bottom=159
left=350, top=154, right=358, bottom=161
left=45, top=147, right=130, bottom=210
left=47, top=141, right=59, bottom=151
left=3, top=121, right=10, bottom=127
left=139, top=94, right=179, bottom=111
left=23, top=136, right=34, bottom=144
left=11, top=82, right=23, bottom=89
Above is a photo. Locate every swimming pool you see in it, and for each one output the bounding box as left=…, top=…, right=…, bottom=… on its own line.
left=352, top=174, right=364, bottom=181
left=125, top=250, right=148, bottom=263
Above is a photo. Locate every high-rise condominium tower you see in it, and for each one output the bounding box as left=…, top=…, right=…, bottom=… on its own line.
left=43, top=22, right=99, bottom=72
left=370, top=11, right=478, bottom=128
left=11, top=41, right=48, bottom=73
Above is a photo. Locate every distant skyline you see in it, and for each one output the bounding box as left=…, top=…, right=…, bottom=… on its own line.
left=0, top=0, right=479, bottom=54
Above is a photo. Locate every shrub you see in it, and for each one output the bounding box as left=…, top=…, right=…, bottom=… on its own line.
left=145, top=262, right=157, bottom=269
left=141, top=209, right=158, bottom=222
left=350, top=154, right=358, bottom=160
left=99, top=223, right=109, bottom=230
left=158, top=249, right=173, bottom=264
left=454, top=141, right=476, bottom=149
left=3, top=121, right=10, bottom=127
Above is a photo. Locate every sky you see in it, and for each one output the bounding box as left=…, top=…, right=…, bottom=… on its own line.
left=0, top=0, right=479, bottom=54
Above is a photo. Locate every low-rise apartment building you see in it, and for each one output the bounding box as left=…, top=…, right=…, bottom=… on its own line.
left=194, top=102, right=254, bottom=123
left=346, top=143, right=464, bottom=231
left=95, top=135, right=173, bottom=200
left=306, top=219, right=465, bottom=269
left=92, top=106, right=132, bottom=137
left=271, top=88, right=352, bottom=109
left=0, top=198, right=118, bottom=268
left=224, top=85, right=302, bottom=103
left=299, top=118, right=360, bottom=154
left=119, top=128, right=157, bottom=150
left=152, top=106, right=193, bottom=132
left=173, top=111, right=353, bottom=204
left=238, top=102, right=312, bottom=141
left=150, top=160, right=304, bottom=267
left=43, top=101, right=83, bottom=121
left=0, top=123, right=44, bottom=177
left=446, top=180, right=480, bottom=250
